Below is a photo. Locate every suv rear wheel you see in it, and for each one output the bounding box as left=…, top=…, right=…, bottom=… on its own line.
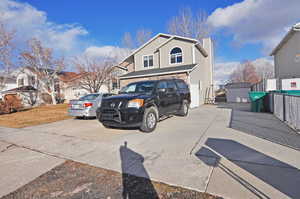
left=178, top=100, right=189, bottom=116
left=140, top=107, right=158, bottom=133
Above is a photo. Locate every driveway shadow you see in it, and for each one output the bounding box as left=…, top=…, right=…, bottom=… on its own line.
left=217, top=103, right=300, bottom=151
left=120, top=142, right=158, bottom=199
left=196, top=138, right=300, bottom=199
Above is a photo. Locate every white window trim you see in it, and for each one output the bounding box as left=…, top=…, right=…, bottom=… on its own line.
left=143, top=54, right=154, bottom=68
left=170, top=47, right=183, bottom=65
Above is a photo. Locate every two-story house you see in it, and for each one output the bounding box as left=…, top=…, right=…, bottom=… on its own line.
left=271, top=22, right=300, bottom=90
left=117, top=33, right=214, bottom=107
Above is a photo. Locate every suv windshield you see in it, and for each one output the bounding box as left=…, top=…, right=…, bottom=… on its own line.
left=120, top=81, right=155, bottom=94
left=79, top=94, right=100, bottom=101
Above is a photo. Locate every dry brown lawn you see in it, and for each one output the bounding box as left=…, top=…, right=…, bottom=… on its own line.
left=0, top=104, right=72, bottom=128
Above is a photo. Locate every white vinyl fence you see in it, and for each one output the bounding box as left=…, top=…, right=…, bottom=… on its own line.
left=273, top=93, right=300, bottom=130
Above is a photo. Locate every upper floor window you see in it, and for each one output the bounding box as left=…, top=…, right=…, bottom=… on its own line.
left=18, top=78, right=24, bottom=87
left=170, top=47, right=182, bottom=64
left=143, top=55, right=153, bottom=68
left=30, top=76, right=35, bottom=86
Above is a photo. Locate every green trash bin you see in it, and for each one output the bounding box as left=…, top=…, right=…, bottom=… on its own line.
left=249, top=92, right=268, bottom=112
left=280, top=90, right=300, bottom=96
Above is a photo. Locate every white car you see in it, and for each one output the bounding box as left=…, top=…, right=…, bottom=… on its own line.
left=68, top=93, right=114, bottom=118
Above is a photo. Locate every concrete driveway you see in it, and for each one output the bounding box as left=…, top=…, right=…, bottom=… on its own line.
left=1, top=104, right=300, bottom=199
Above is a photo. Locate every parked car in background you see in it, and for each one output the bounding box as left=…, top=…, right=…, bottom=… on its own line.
left=68, top=93, right=114, bottom=118
left=97, top=79, right=191, bottom=132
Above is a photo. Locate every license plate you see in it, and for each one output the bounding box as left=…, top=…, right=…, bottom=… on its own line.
left=72, top=104, right=80, bottom=109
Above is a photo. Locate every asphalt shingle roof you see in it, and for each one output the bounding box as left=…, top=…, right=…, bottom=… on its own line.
left=120, top=64, right=197, bottom=79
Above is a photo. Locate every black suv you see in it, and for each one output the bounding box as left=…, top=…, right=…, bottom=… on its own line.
left=96, top=79, right=190, bottom=132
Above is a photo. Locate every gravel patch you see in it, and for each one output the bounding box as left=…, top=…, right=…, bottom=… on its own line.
left=2, top=161, right=222, bottom=199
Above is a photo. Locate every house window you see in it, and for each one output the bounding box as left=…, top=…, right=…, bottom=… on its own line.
left=143, top=55, right=154, bottom=68
left=291, top=82, right=297, bottom=88
left=170, top=47, right=183, bottom=64
left=30, top=76, right=35, bottom=86
left=18, top=78, right=24, bottom=87
left=112, top=82, right=118, bottom=90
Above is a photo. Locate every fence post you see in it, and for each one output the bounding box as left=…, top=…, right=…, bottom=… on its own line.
left=283, top=94, right=286, bottom=121
left=271, top=93, right=274, bottom=113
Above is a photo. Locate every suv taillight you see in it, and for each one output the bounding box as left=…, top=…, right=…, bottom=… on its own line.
left=84, top=102, right=93, bottom=107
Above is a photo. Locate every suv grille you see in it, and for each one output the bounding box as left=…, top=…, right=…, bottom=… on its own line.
left=101, top=99, right=126, bottom=109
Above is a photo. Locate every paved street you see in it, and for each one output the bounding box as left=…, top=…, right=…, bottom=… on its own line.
left=1, top=104, right=300, bottom=199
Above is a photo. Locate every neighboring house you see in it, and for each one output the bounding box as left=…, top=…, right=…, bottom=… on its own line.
left=225, top=82, right=251, bottom=103
left=271, top=22, right=300, bottom=90
left=59, top=72, right=109, bottom=102
left=0, top=76, right=17, bottom=98
left=117, top=33, right=214, bottom=107
left=2, top=67, right=113, bottom=105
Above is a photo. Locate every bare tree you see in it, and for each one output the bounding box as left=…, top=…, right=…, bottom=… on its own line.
left=122, top=32, right=135, bottom=50
left=229, top=61, right=261, bottom=84
left=256, top=62, right=274, bottom=79
left=136, top=29, right=152, bottom=46
left=167, top=7, right=211, bottom=41
left=21, top=38, right=64, bottom=105
left=122, top=29, right=152, bottom=49
left=73, top=56, right=115, bottom=93
left=0, top=23, right=15, bottom=90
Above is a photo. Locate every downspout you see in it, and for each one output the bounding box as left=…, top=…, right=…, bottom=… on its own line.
left=192, top=45, right=196, bottom=64
left=158, top=49, right=161, bottom=68
left=187, top=71, right=191, bottom=86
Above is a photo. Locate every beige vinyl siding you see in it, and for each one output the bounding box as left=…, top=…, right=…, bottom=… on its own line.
left=134, top=36, right=169, bottom=71
left=190, top=38, right=213, bottom=104
left=275, top=32, right=300, bottom=79
left=159, top=39, right=194, bottom=67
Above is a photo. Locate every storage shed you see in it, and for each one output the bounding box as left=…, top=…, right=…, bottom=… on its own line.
left=225, top=82, right=251, bottom=103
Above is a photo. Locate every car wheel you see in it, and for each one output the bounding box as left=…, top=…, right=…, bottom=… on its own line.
left=140, top=107, right=158, bottom=133
left=178, top=100, right=189, bottom=117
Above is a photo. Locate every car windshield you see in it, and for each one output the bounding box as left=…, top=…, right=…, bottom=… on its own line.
left=120, top=81, right=155, bottom=94
left=79, top=94, right=100, bottom=101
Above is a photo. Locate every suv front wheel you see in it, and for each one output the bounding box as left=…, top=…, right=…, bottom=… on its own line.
left=140, top=107, right=158, bottom=133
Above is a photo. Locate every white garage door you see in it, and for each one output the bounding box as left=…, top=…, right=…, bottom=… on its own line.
left=190, top=83, right=200, bottom=108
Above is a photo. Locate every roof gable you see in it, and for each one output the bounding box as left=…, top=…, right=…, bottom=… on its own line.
left=120, top=33, right=208, bottom=63
left=271, top=22, right=300, bottom=56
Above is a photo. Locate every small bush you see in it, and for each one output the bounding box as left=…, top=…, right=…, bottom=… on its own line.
left=41, top=93, right=53, bottom=104
left=0, top=94, right=23, bottom=114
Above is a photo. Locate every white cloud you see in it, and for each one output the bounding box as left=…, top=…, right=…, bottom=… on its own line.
left=208, top=0, right=300, bottom=53
left=0, top=0, right=88, bottom=54
left=214, top=61, right=241, bottom=86
left=84, top=46, right=131, bottom=61
left=214, top=57, right=274, bottom=86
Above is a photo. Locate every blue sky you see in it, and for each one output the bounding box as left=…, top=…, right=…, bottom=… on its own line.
left=22, top=0, right=254, bottom=62
left=1, top=0, right=300, bottom=84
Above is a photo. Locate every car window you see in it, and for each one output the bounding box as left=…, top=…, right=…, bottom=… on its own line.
left=157, top=81, right=167, bottom=89
left=176, top=80, right=188, bottom=89
left=167, top=80, right=178, bottom=91
left=120, top=81, right=155, bottom=94
left=121, top=84, right=136, bottom=93
left=79, top=94, right=100, bottom=101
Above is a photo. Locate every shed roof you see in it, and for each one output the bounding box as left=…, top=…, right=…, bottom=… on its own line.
left=224, top=82, right=252, bottom=89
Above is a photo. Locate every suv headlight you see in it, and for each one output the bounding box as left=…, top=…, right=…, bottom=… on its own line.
left=127, top=99, right=144, bottom=108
